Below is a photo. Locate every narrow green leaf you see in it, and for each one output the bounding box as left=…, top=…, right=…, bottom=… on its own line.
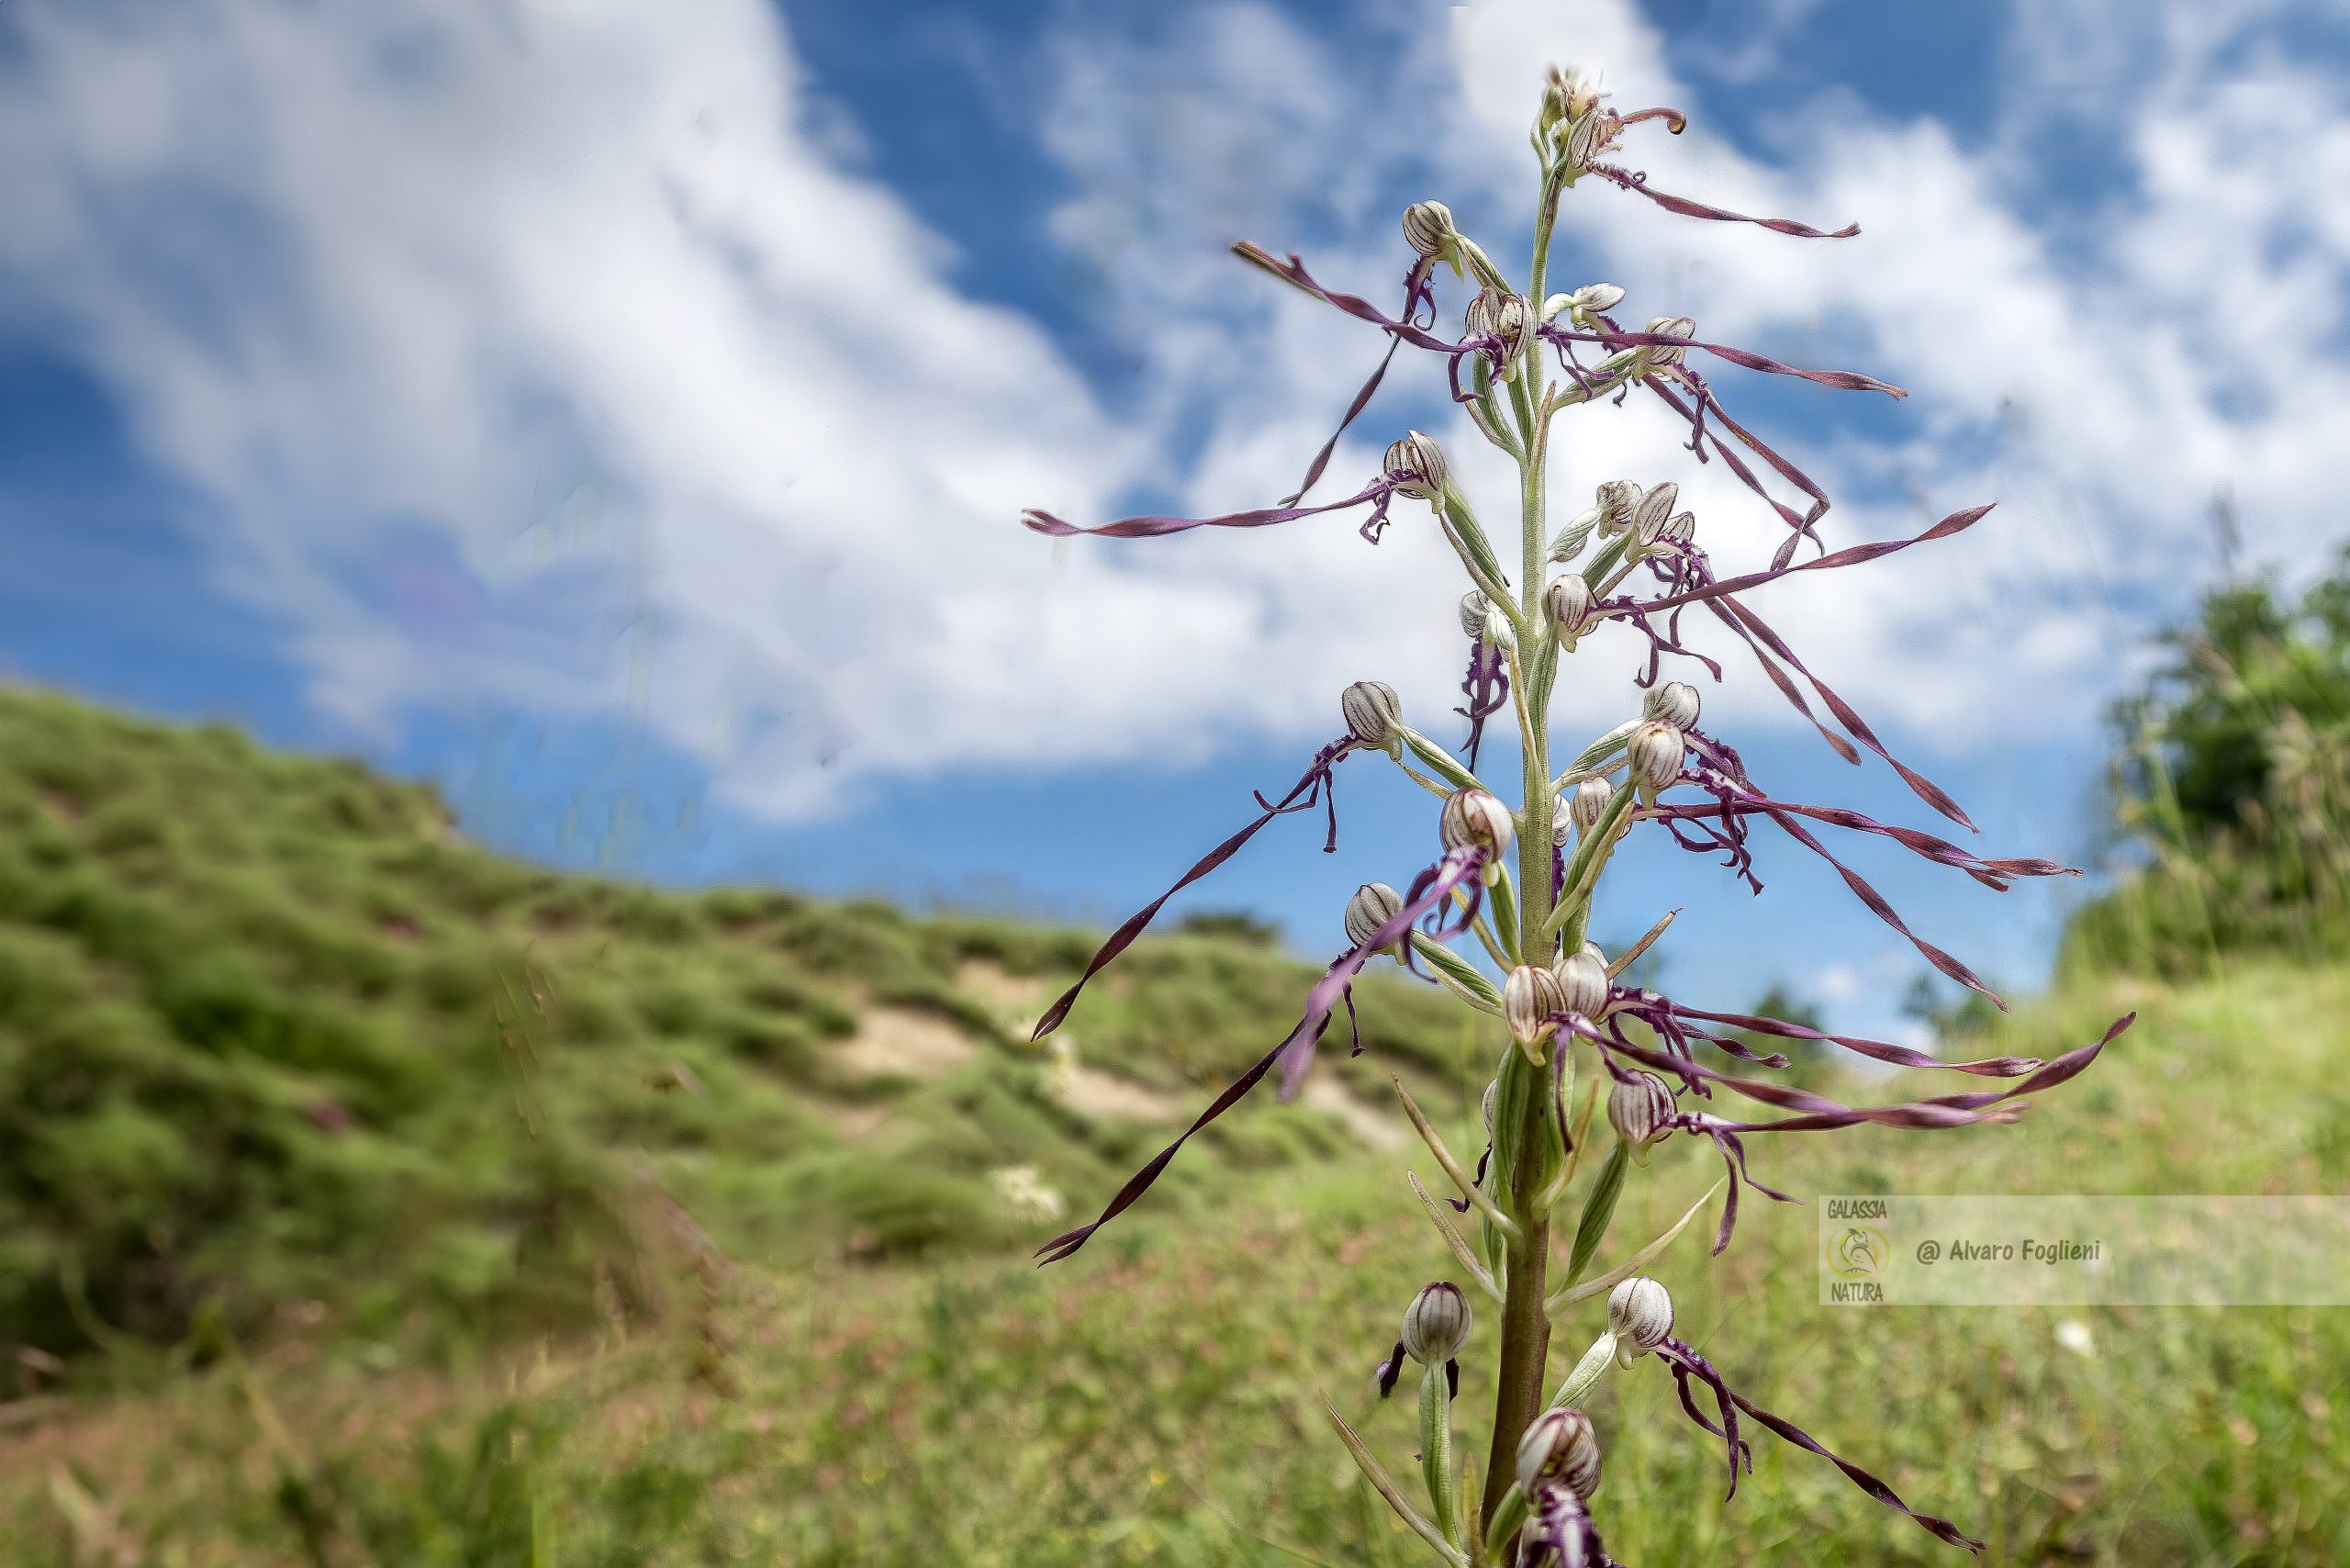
left=1563, top=1142, right=1629, bottom=1286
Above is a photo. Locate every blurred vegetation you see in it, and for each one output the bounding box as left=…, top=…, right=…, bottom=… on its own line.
left=0, top=687, right=1468, bottom=1364
left=5, top=668, right=2349, bottom=1564
left=2065, top=551, right=2350, bottom=972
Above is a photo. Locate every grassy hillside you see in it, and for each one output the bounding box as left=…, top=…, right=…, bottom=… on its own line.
left=0, top=687, right=1468, bottom=1360
left=6, top=965, right=2347, bottom=1565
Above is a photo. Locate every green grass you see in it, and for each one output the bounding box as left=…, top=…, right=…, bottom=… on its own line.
left=7, top=964, right=2349, bottom=1564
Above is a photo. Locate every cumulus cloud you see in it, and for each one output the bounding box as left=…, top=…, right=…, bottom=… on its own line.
left=2, top=0, right=2344, bottom=821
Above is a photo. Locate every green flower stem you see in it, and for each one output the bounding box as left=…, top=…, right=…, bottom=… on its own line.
left=1478, top=185, right=1565, bottom=1538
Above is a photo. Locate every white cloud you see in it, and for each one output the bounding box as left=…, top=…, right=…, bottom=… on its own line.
left=2, top=0, right=2344, bottom=819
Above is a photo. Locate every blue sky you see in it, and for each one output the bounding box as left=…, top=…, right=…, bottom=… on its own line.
left=4, top=0, right=2347, bottom=1043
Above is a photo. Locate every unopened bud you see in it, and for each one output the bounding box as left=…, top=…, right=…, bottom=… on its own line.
left=1571, top=776, right=1615, bottom=833
left=1440, top=788, right=1516, bottom=854
left=1543, top=574, right=1594, bottom=639
left=1594, top=480, right=1644, bottom=537
left=1607, top=1276, right=1674, bottom=1359
left=1344, top=881, right=1404, bottom=952
left=1629, top=482, right=1679, bottom=547
left=1516, top=1406, right=1602, bottom=1501
left=1628, top=720, right=1684, bottom=790
left=1643, top=680, right=1700, bottom=731
left=1401, top=200, right=1458, bottom=262
left=1608, top=1070, right=1676, bottom=1159
left=1553, top=948, right=1609, bottom=1020
left=1402, top=1281, right=1472, bottom=1362
left=1644, top=315, right=1695, bottom=367
left=1464, top=286, right=1533, bottom=375
left=1660, top=511, right=1696, bottom=546
left=1570, top=282, right=1627, bottom=319
left=1383, top=431, right=1449, bottom=500
left=1549, top=508, right=1600, bottom=564
left=1564, top=108, right=1617, bottom=170
left=1458, top=590, right=1492, bottom=641
left=1504, top=965, right=1567, bottom=1048
left=1342, top=680, right=1404, bottom=745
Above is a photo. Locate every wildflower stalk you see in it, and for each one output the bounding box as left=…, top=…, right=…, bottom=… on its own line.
left=1480, top=174, right=1566, bottom=1529
left=1020, top=63, right=2132, bottom=1565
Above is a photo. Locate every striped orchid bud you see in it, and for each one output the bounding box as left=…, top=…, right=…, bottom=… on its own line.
left=1607, top=1276, right=1674, bottom=1361
left=1459, top=590, right=1494, bottom=641
left=1464, top=286, right=1534, bottom=375
left=1628, top=482, right=1679, bottom=548
left=1644, top=316, right=1695, bottom=367
left=1543, top=574, right=1595, bottom=640
left=1440, top=788, right=1515, bottom=854
left=1659, top=510, right=1696, bottom=546
left=1401, top=200, right=1459, bottom=263
left=1564, top=107, right=1619, bottom=170
left=1643, top=680, right=1700, bottom=731
left=1342, top=680, right=1404, bottom=745
left=1570, top=281, right=1626, bottom=319
left=1401, top=1281, right=1472, bottom=1362
left=1571, top=776, right=1615, bottom=833
left=1383, top=431, right=1449, bottom=500
left=1344, top=881, right=1404, bottom=953
left=1553, top=948, right=1609, bottom=1021
left=1608, top=1070, right=1676, bottom=1160
left=1594, top=480, right=1644, bottom=537
left=1628, top=720, right=1685, bottom=790
left=1516, top=1406, right=1602, bottom=1501
left=1505, top=965, right=1567, bottom=1049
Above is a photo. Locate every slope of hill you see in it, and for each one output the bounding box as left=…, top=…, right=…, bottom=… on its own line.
left=0, top=687, right=1468, bottom=1358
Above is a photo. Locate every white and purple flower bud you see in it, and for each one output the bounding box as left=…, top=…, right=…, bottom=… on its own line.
left=1504, top=965, right=1567, bottom=1050
left=1402, top=1281, right=1473, bottom=1363
left=1570, top=282, right=1627, bottom=319
left=1643, top=680, right=1700, bottom=732
left=1552, top=948, right=1609, bottom=1021
left=1342, top=680, right=1404, bottom=745
left=1344, top=881, right=1405, bottom=953
left=1607, top=1276, right=1674, bottom=1362
left=1383, top=431, right=1450, bottom=500
left=1608, top=1070, right=1676, bottom=1160
left=1543, top=574, right=1595, bottom=641
left=1571, top=776, right=1615, bottom=833
left=1660, top=511, right=1696, bottom=546
left=1401, top=200, right=1459, bottom=263
left=1594, top=481, right=1644, bottom=537
left=1516, top=1406, right=1603, bottom=1502
left=1644, top=315, right=1695, bottom=367
left=1465, top=286, right=1534, bottom=375
left=1440, top=788, right=1516, bottom=854
left=1628, top=720, right=1685, bottom=791
left=1629, top=482, right=1680, bottom=548
left=1564, top=107, right=1619, bottom=170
